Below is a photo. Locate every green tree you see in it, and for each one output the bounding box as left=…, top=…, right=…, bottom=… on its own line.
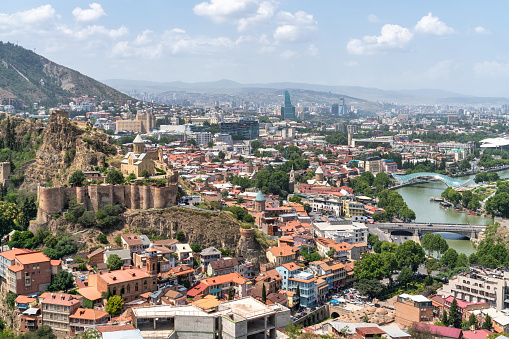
left=190, top=243, right=201, bottom=252
left=106, top=168, right=124, bottom=185
left=395, top=240, right=425, bottom=272
left=78, top=211, right=96, bottom=227
left=98, top=234, right=108, bottom=244
left=69, top=170, right=85, bottom=187
left=106, top=295, right=124, bottom=316
left=482, top=314, right=493, bottom=330
left=285, top=323, right=303, bottom=339
left=441, top=310, right=449, bottom=327
left=262, top=283, right=266, bottom=303
left=440, top=248, right=459, bottom=269
left=140, top=169, right=150, bottom=178
left=48, top=270, right=74, bottom=292
left=107, top=254, right=123, bottom=271
left=175, top=231, right=185, bottom=242
left=354, top=253, right=386, bottom=280
left=468, top=313, right=479, bottom=330
left=354, top=279, right=385, bottom=298
left=449, top=298, right=461, bottom=328
left=397, top=267, right=413, bottom=285
left=207, top=141, right=214, bottom=148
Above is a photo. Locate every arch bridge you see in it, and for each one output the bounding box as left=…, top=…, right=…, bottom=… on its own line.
left=376, top=222, right=486, bottom=240
left=392, top=172, right=473, bottom=188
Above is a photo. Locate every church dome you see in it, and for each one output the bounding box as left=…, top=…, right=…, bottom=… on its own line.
left=255, top=191, right=265, bottom=201
left=133, top=134, right=144, bottom=144
left=315, top=166, right=324, bottom=174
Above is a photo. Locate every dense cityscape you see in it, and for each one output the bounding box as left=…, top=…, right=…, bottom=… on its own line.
left=2, top=1, right=509, bottom=339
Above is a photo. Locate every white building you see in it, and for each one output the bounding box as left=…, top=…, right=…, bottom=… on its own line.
left=313, top=221, right=368, bottom=244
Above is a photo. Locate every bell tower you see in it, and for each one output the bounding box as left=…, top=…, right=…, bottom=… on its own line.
left=146, top=244, right=158, bottom=276
left=133, top=135, right=145, bottom=154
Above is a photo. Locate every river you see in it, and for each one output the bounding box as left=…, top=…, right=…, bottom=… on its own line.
left=395, top=168, right=509, bottom=255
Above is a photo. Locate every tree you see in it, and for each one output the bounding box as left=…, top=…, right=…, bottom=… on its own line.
left=236, top=197, right=245, bottom=204
left=288, top=195, right=302, bottom=204
left=175, top=231, right=185, bottom=242
left=188, top=138, right=197, bottom=146
left=218, top=151, right=225, bottom=159
left=262, top=283, right=267, bottom=303
left=449, top=298, right=461, bottom=328
left=107, top=254, right=123, bottom=271
left=69, top=170, right=85, bottom=187
left=425, top=258, right=440, bottom=275
left=354, top=279, right=385, bottom=298
left=207, top=141, right=214, bottom=148
left=106, top=168, right=124, bottom=185
left=48, top=270, right=74, bottom=292
left=190, top=243, right=201, bottom=252
left=397, top=267, right=413, bottom=285
left=395, top=240, right=425, bottom=272
left=98, top=234, right=108, bottom=244
left=354, top=253, right=386, bottom=280
left=221, top=190, right=228, bottom=198
left=285, top=323, right=303, bottom=339
left=440, top=248, right=459, bottom=269
left=106, top=295, right=124, bottom=316
left=128, top=173, right=136, bottom=182
left=482, top=314, right=493, bottom=330
left=459, top=159, right=471, bottom=171
left=140, top=169, right=150, bottom=178
left=296, top=285, right=301, bottom=307
left=78, top=211, right=96, bottom=227
left=468, top=313, right=479, bottom=330
left=442, top=310, right=449, bottom=326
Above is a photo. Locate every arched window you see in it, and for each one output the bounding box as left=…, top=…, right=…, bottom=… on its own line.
left=152, top=263, right=156, bottom=272
left=135, top=283, right=139, bottom=292
left=127, top=285, right=131, bottom=294
left=144, top=280, right=147, bottom=290
left=113, top=287, right=117, bottom=295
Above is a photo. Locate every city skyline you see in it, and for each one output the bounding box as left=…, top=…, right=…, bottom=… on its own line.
left=1, top=1, right=508, bottom=97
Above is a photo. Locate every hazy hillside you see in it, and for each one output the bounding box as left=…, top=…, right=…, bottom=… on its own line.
left=0, top=42, right=132, bottom=108
left=104, top=79, right=509, bottom=105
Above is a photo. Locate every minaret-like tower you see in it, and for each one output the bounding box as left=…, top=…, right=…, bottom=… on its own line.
left=146, top=244, right=158, bottom=276
left=247, top=160, right=254, bottom=174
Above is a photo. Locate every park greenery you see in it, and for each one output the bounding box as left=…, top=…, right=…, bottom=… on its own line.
left=441, top=187, right=482, bottom=211
left=485, top=180, right=509, bottom=218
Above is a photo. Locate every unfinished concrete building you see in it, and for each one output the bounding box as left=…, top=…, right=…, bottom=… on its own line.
left=130, top=297, right=290, bottom=339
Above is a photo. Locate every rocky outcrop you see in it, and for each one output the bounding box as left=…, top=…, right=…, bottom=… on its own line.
left=22, top=113, right=118, bottom=190
left=124, top=207, right=267, bottom=269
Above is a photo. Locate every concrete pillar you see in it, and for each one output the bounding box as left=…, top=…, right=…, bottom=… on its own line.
left=154, top=318, right=156, bottom=329
left=264, top=317, right=268, bottom=339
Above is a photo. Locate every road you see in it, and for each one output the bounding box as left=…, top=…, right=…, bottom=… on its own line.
left=366, top=224, right=390, bottom=242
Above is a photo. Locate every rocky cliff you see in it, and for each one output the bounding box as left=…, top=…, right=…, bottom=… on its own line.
left=22, top=113, right=118, bottom=190
left=124, top=207, right=267, bottom=268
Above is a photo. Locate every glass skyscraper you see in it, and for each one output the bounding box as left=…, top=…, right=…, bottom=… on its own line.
left=282, top=91, right=296, bottom=121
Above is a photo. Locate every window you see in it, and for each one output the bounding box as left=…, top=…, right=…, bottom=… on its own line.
left=127, top=285, right=131, bottom=294
left=135, top=283, right=138, bottom=292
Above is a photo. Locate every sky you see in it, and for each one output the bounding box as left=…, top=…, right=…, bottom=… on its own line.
left=1, top=1, right=509, bottom=97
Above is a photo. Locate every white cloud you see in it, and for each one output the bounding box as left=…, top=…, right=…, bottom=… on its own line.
left=307, top=44, right=318, bottom=57
left=423, top=60, right=455, bottom=80
left=415, top=12, right=454, bottom=36
left=194, top=0, right=277, bottom=31
left=112, top=28, right=237, bottom=59
left=273, top=11, right=317, bottom=43
left=368, top=14, right=381, bottom=23
left=474, top=26, right=490, bottom=34
left=61, top=25, right=128, bottom=40
left=0, top=5, right=58, bottom=30
left=474, top=60, right=509, bottom=77
left=280, top=49, right=297, bottom=59
left=346, top=24, right=413, bottom=55
left=72, top=3, right=106, bottom=22
left=344, top=61, right=359, bottom=67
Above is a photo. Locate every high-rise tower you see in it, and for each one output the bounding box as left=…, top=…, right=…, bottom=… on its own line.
left=281, top=91, right=296, bottom=121
left=347, top=125, right=356, bottom=147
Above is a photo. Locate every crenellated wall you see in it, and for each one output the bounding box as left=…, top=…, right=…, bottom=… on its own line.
left=36, top=183, right=178, bottom=223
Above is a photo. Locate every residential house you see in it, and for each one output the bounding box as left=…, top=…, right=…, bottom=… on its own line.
left=174, top=244, right=194, bottom=266
left=40, top=293, right=83, bottom=337
left=7, top=251, right=61, bottom=295
left=266, top=246, right=299, bottom=266
left=104, top=249, right=132, bottom=267
left=207, top=258, right=239, bottom=277
left=200, top=247, right=222, bottom=268
left=20, top=307, right=42, bottom=334
left=276, top=262, right=301, bottom=290
left=87, top=248, right=105, bottom=267
left=187, top=272, right=252, bottom=299
left=121, top=234, right=151, bottom=253
left=69, top=308, right=109, bottom=336
left=288, top=271, right=317, bottom=307
left=395, top=294, right=434, bottom=327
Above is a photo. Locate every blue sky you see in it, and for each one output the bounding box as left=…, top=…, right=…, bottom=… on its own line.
left=1, top=1, right=508, bottom=97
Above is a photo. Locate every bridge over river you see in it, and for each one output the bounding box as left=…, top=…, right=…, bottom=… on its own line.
left=373, top=222, right=486, bottom=240
left=391, top=172, right=474, bottom=189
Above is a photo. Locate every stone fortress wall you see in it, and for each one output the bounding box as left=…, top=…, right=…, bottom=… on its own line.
left=36, top=182, right=178, bottom=223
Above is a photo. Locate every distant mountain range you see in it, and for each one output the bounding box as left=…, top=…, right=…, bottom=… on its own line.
left=0, top=42, right=132, bottom=108
left=104, top=79, right=509, bottom=105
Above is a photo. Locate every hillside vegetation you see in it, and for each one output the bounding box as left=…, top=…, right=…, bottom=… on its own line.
left=0, top=42, right=132, bottom=107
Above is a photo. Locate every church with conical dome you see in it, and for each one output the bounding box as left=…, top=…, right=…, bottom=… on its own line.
left=120, top=135, right=156, bottom=177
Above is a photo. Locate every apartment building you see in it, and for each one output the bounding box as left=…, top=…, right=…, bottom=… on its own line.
left=200, top=247, right=222, bottom=268
left=131, top=297, right=290, bottom=339
left=342, top=200, right=365, bottom=218
left=0, top=248, right=32, bottom=280
left=357, top=156, right=384, bottom=175
left=315, top=238, right=368, bottom=261
left=187, top=272, right=252, bottom=299
left=207, top=258, right=239, bottom=277
left=395, top=294, right=433, bottom=327
left=288, top=271, right=317, bottom=307
left=314, top=221, right=369, bottom=244
left=7, top=251, right=60, bottom=295
left=40, top=293, right=83, bottom=336
left=440, top=266, right=509, bottom=310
